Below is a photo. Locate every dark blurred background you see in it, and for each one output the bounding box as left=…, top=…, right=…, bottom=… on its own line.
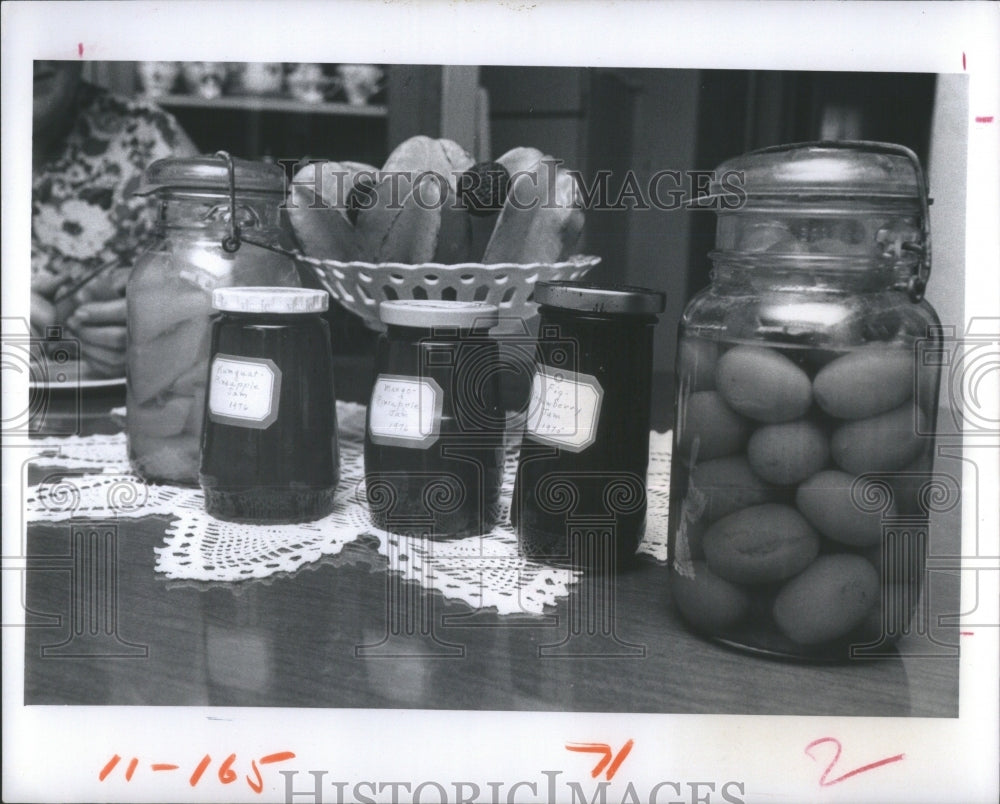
left=85, top=64, right=959, bottom=376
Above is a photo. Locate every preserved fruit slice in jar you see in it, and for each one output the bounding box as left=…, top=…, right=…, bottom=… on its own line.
left=128, top=322, right=210, bottom=406
left=129, top=432, right=202, bottom=481
left=127, top=396, right=193, bottom=438
left=128, top=282, right=213, bottom=345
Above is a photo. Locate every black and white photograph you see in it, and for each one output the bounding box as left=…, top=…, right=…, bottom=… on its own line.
left=3, top=2, right=998, bottom=803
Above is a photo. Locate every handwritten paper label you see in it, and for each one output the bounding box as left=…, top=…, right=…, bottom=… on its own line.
left=368, top=374, right=443, bottom=448
left=208, top=355, right=281, bottom=429
left=525, top=365, right=603, bottom=452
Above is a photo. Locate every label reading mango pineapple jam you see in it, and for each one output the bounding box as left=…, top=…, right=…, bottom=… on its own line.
left=368, top=374, right=443, bottom=448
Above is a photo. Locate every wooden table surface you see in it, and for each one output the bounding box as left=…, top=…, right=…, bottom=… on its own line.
left=20, top=370, right=961, bottom=717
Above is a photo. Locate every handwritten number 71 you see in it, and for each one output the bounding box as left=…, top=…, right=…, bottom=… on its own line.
left=806, top=737, right=904, bottom=787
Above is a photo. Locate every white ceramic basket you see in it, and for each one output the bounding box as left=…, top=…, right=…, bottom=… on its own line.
left=301, top=254, right=600, bottom=333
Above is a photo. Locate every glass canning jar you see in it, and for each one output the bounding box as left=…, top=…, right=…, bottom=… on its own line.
left=200, top=287, right=338, bottom=523
left=126, top=154, right=300, bottom=484
left=669, top=141, right=942, bottom=660
left=512, top=282, right=665, bottom=570
left=364, top=300, right=505, bottom=538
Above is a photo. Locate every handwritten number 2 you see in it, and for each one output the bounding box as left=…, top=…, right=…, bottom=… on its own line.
left=805, top=737, right=904, bottom=787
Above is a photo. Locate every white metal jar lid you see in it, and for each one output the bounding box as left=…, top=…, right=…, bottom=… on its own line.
left=211, top=287, right=329, bottom=313
left=378, top=300, right=499, bottom=329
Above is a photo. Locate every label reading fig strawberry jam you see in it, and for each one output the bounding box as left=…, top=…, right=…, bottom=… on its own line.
left=525, top=366, right=604, bottom=453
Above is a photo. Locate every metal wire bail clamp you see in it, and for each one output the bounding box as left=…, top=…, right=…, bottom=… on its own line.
left=214, top=150, right=242, bottom=253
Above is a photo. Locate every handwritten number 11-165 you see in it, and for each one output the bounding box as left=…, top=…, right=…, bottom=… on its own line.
left=100, top=751, right=295, bottom=793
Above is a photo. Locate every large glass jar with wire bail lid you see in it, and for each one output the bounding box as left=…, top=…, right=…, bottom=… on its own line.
left=668, top=141, right=942, bottom=661
left=126, top=153, right=301, bottom=484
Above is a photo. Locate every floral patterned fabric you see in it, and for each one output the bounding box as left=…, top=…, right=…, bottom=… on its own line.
left=31, top=83, right=195, bottom=283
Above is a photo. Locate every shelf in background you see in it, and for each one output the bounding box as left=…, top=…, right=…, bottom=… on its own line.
left=156, top=94, right=388, bottom=118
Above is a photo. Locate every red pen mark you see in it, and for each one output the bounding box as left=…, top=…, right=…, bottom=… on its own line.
left=961, top=631, right=974, bottom=635
left=805, top=738, right=904, bottom=787
left=249, top=751, right=295, bottom=793
left=78, top=43, right=84, bottom=58
left=604, top=739, right=635, bottom=781
left=189, top=754, right=212, bottom=787
left=218, top=753, right=238, bottom=784
left=566, top=740, right=634, bottom=780
left=102, top=750, right=295, bottom=791
left=125, top=757, right=139, bottom=781
left=975, top=116, right=994, bottom=124
left=260, top=751, right=296, bottom=764
left=247, top=760, right=265, bottom=794
left=99, top=754, right=121, bottom=781
left=962, top=52, right=966, bottom=70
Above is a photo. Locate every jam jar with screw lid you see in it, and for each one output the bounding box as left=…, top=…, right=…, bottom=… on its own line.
left=512, top=281, right=665, bottom=570
left=126, top=153, right=301, bottom=484
left=364, top=300, right=505, bottom=538
left=669, top=141, right=943, bottom=660
left=200, top=287, right=338, bottom=523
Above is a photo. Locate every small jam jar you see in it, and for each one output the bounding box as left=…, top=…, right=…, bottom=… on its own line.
left=200, top=287, right=338, bottom=523
left=364, top=300, right=505, bottom=538
left=669, top=141, right=941, bottom=660
left=512, top=282, right=665, bottom=569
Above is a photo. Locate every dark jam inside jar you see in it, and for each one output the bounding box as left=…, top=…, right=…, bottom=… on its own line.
left=512, top=283, right=665, bottom=570
left=200, top=288, right=339, bottom=523
left=364, top=302, right=505, bottom=539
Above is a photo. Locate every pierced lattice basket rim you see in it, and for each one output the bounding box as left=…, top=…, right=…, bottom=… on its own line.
left=303, top=254, right=601, bottom=332
left=294, top=253, right=601, bottom=272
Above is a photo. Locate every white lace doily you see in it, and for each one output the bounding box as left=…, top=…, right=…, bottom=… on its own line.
left=25, top=402, right=671, bottom=615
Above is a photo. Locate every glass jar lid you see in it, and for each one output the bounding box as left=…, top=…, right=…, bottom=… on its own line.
left=535, top=282, right=665, bottom=316
left=701, top=142, right=932, bottom=301
left=378, top=300, right=499, bottom=329
left=212, top=287, right=329, bottom=313
left=705, top=141, right=927, bottom=206
left=136, top=154, right=287, bottom=196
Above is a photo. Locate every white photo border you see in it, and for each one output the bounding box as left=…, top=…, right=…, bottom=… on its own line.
left=3, top=2, right=998, bottom=803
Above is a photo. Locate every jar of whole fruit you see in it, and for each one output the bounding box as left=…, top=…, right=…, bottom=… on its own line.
left=126, top=154, right=300, bottom=484
left=669, top=141, right=941, bottom=660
